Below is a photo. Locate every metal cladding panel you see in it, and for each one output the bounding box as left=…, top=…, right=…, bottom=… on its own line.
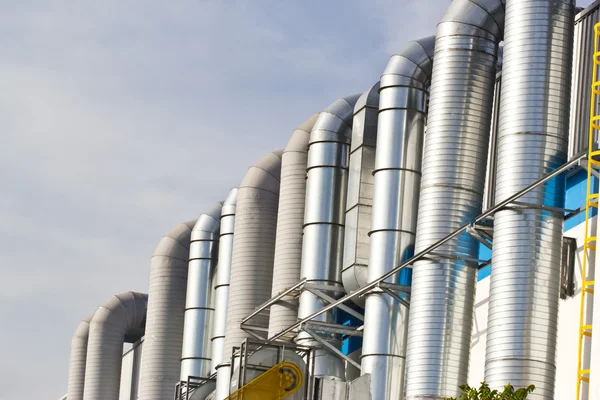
left=139, top=221, right=196, bottom=400
left=223, top=151, right=282, bottom=374
left=180, top=203, right=223, bottom=380
left=484, top=1, right=575, bottom=398
left=361, top=36, right=434, bottom=400
left=404, top=1, right=504, bottom=398
left=297, top=94, right=360, bottom=379
left=82, top=292, right=147, bottom=400
left=269, top=114, right=319, bottom=338
left=569, top=1, right=600, bottom=158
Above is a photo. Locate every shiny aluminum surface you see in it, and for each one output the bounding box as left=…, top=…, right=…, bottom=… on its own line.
left=341, top=83, right=379, bottom=307
left=139, top=220, right=196, bottom=400
left=361, top=36, right=435, bottom=400
left=405, top=1, right=504, bottom=398
left=180, top=203, right=222, bottom=380
left=212, top=189, right=237, bottom=400
left=223, top=151, right=282, bottom=377
left=269, top=114, right=319, bottom=338
left=82, top=292, right=147, bottom=400
left=484, top=1, right=574, bottom=398
left=297, top=95, right=360, bottom=378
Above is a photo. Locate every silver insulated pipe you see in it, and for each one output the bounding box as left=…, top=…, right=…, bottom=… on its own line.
left=404, top=1, right=505, bottom=399
left=180, top=203, right=223, bottom=381
left=341, top=83, right=380, bottom=306
left=484, top=1, right=574, bottom=398
left=221, top=150, right=282, bottom=395
left=212, top=189, right=237, bottom=400
left=66, top=313, right=95, bottom=400
left=139, top=220, right=196, bottom=400
left=361, top=36, right=435, bottom=400
left=296, top=94, right=360, bottom=378
left=82, top=291, right=147, bottom=400
left=269, top=114, right=319, bottom=339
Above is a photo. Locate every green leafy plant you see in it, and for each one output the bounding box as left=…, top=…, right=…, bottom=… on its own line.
left=444, top=382, right=535, bottom=400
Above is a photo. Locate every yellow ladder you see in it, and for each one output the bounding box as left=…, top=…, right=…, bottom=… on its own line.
left=576, top=21, right=600, bottom=400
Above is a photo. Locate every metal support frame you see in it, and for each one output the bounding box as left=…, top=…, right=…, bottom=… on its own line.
left=303, top=326, right=362, bottom=370
left=266, top=153, right=585, bottom=342
left=174, top=375, right=217, bottom=400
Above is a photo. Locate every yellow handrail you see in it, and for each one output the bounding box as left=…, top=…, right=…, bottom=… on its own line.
left=575, top=20, right=600, bottom=400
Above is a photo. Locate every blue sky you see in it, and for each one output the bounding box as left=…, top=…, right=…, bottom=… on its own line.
left=0, top=1, right=595, bottom=398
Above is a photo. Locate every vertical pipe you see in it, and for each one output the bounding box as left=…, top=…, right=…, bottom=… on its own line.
left=269, top=114, right=320, bottom=339
left=484, top=1, right=574, bottom=398
left=213, top=189, right=237, bottom=400
left=180, top=203, right=223, bottom=381
left=221, top=151, right=283, bottom=394
left=296, top=94, right=360, bottom=378
left=139, top=221, right=196, bottom=400
left=66, top=313, right=95, bottom=400
left=341, top=83, right=380, bottom=305
left=83, top=292, right=147, bottom=400
left=404, top=1, right=505, bottom=398
left=361, top=36, right=435, bottom=400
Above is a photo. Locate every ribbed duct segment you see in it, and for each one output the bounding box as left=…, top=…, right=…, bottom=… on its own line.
left=296, top=94, right=360, bottom=378
left=361, top=36, right=435, bottom=400
left=139, top=220, right=196, bottom=400
left=222, top=150, right=282, bottom=383
left=268, top=114, right=319, bottom=338
left=484, top=1, right=574, bottom=398
left=404, top=1, right=505, bottom=398
left=213, top=189, right=237, bottom=400
left=341, top=83, right=380, bottom=306
left=82, top=291, right=147, bottom=400
left=66, top=313, right=95, bottom=400
left=180, top=203, right=223, bottom=381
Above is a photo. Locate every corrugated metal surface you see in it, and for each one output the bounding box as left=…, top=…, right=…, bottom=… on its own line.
left=569, top=1, right=600, bottom=157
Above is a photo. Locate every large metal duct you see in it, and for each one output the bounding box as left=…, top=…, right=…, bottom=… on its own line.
left=404, top=1, right=505, bottom=398
left=82, top=291, right=147, bottom=400
left=180, top=203, right=223, bottom=382
left=361, top=36, right=435, bottom=400
left=139, top=220, right=196, bottom=400
left=212, top=189, right=237, bottom=400
left=296, top=94, right=360, bottom=378
left=484, top=1, right=574, bottom=398
left=341, top=83, right=379, bottom=306
left=221, top=151, right=283, bottom=394
left=66, top=312, right=95, bottom=400
left=268, top=114, right=319, bottom=338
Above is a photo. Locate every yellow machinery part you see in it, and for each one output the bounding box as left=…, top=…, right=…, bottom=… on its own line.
left=225, top=361, right=304, bottom=400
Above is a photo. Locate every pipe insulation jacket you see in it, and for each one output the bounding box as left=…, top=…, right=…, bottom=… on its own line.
left=404, top=1, right=505, bottom=398
left=296, top=94, right=361, bottom=378
left=221, top=150, right=283, bottom=396
left=361, top=36, right=435, bottom=400
left=82, top=291, right=147, bottom=400
left=212, top=189, right=238, bottom=400
left=66, top=313, right=95, bottom=400
left=269, top=114, right=320, bottom=339
left=139, top=220, right=196, bottom=400
left=180, top=202, right=223, bottom=381
left=484, top=1, right=575, bottom=398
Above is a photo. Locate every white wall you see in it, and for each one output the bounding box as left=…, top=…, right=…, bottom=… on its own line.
left=469, top=217, right=596, bottom=399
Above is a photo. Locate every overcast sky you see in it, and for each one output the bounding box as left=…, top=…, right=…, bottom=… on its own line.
left=0, top=1, right=596, bottom=398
